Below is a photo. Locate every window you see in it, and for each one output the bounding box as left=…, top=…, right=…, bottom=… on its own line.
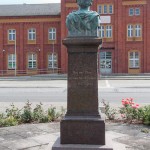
left=8, top=29, right=16, bottom=41
left=98, top=4, right=113, bottom=14
left=28, top=28, right=36, bottom=40
left=129, top=8, right=140, bottom=16
left=106, top=25, right=112, bottom=38
left=28, top=53, right=37, bottom=69
left=8, top=54, right=16, bottom=69
left=128, top=25, right=133, bottom=37
left=48, top=53, right=58, bottom=68
left=129, top=8, right=134, bottom=16
left=109, top=5, right=113, bottom=14
left=129, top=52, right=139, bottom=68
left=98, top=5, right=102, bottom=14
left=99, top=25, right=113, bottom=40
left=135, top=8, right=140, bottom=16
left=127, top=24, right=142, bottom=39
left=48, top=28, right=56, bottom=40
left=104, top=5, right=107, bottom=14
left=99, top=26, right=105, bottom=38
left=135, top=25, right=141, bottom=37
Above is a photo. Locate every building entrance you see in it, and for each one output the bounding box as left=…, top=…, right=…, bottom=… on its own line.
left=100, top=52, right=112, bottom=74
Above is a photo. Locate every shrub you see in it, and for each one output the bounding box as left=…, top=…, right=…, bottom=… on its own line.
left=138, top=106, right=150, bottom=125
left=119, top=98, right=140, bottom=123
left=102, top=100, right=117, bottom=120
left=0, top=101, right=65, bottom=127
left=21, top=101, right=33, bottom=123
left=33, top=103, right=48, bottom=123
left=48, top=106, right=60, bottom=121
left=0, top=116, right=18, bottom=127
left=5, top=103, right=21, bottom=123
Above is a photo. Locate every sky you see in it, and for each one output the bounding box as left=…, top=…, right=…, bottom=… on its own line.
left=0, top=0, right=60, bottom=5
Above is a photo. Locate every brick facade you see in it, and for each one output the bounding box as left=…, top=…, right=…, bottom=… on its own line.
left=61, top=0, right=149, bottom=75
left=0, top=0, right=149, bottom=76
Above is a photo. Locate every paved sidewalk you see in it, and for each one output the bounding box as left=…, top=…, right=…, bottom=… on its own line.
left=1, top=73, right=150, bottom=81
left=0, top=122, right=149, bottom=150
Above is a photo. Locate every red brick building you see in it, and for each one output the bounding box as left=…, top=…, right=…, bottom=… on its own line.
left=0, top=3, right=61, bottom=76
left=0, top=0, right=150, bottom=76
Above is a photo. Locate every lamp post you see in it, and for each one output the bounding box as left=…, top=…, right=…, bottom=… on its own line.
left=52, top=41, right=55, bottom=74
left=2, top=49, right=5, bottom=76
left=15, top=30, right=17, bottom=76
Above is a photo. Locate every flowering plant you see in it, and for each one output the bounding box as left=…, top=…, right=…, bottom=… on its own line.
left=120, top=97, right=140, bottom=123
left=121, top=97, right=139, bottom=109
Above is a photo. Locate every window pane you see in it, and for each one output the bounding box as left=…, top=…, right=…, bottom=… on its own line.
left=100, top=52, right=105, bottom=59
left=130, top=52, right=133, bottom=59
left=130, top=60, right=134, bottom=68
left=106, top=52, right=112, bottom=59
left=135, top=8, right=140, bottom=15
left=135, top=25, right=141, bottom=37
left=104, top=5, right=107, bottom=14
left=128, top=25, right=133, bottom=37
left=135, top=52, right=139, bottom=58
left=49, top=28, right=56, bottom=40
left=129, top=52, right=139, bottom=68
left=109, top=5, right=113, bottom=14
left=129, top=8, right=134, bottom=16
left=8, top=54, right=16, bottom=69
left=28, top=28, right=36, bottom=40
left=135, top=60, right=139, bottom=67
left=106, top=26, right=112, bottom=38
left=99, top=26, right=104, bottom=38
left=98, top=5, right=102, bottom=14
left=8, top=29, right=16, bottom=41
left=48, top=53, right=57, bottom=68
left=28, top=54, right=37, bottom=69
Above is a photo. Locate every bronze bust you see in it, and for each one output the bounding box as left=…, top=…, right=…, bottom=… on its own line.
left=66, top=0, right=100, bottom=37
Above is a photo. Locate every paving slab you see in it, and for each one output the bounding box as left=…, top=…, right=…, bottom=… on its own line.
left=0, top=122, right=149, bottom=150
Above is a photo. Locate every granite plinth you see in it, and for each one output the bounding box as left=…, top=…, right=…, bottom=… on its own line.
left=61, top=37, right=105, bottom=145
left=52, top=137, right=113, bottom=150
left=63, top=38, right=102, bottom=117
left=61, top=116, right=105, bottom=145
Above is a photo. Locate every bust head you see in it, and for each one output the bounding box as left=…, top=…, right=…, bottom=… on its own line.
left=76, top=0, right=93, bottom=8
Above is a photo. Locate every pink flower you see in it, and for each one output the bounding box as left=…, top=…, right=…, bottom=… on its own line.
left=132, top=105, right=137, bottom=109
left=130, top=97, right=133, bottom=101
left=132, top=103, right=139, bottom=109
left=121, top=114, right=125, bottom=118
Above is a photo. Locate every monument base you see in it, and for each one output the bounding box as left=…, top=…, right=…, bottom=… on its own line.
left=51, top=137, right=113, bottom=150
left=61, top=116, right=105, bottom=145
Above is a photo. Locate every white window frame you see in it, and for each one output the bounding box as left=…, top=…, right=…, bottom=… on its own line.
left=129, top=52, right=139, bottom=68
left=104, top=5, right=107, bottom=14
left=129, top=8, right=134, bottom=16
left=28, top=28, right=36, bottom=40
left=128, top=25, right=133, bottom=37
left=8, top=54, right=16, bottom=69
left=98, top=5, right=102, bottom=14
left=135, top=25, right=141, bottom=37
left=8, top=29, right=16, bottom=41
left=99, top=26, right=105, bottom=38
left=106, top=25, right=112, bottom=38
left=28, top=53, right=37, bottom=69
left=135, top=8, right=140, bottom=16
left=48, top=53, right=58, bottom=69
left=109, top=5, right=113, bottom=14
left=49, top=28, right=56, bottom=40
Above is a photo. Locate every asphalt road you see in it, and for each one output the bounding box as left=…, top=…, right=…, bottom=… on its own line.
left=0, top=80, right=150, bottom=105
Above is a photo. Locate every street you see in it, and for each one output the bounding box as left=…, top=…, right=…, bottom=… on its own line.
left=0, top=79, right=150, bottom=112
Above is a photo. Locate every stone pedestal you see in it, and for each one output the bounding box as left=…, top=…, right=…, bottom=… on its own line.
left=61, top=37, right=105, bottom=145
left=51, top=137, right=113, bottom=150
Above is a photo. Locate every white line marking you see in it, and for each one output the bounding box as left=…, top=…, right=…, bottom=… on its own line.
left=106, top=80, right=110, bottom=88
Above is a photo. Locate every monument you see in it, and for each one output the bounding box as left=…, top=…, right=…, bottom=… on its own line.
left=51, top=0, right=113, bottom=149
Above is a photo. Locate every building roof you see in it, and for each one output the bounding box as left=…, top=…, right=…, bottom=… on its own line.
left=0, top=3, right=61, bottom=17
